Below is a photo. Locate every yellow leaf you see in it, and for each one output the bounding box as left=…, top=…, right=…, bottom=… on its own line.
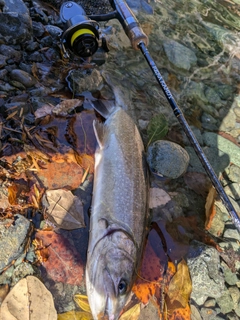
left=74, top=294, right=92, bottom=313
left=119, top=303, right=141, bottom=320
left=58, top=310, right=93, bottom=320
left=167, top=259, right=192, bottom=308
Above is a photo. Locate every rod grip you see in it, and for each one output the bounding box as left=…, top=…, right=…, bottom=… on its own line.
left=109, top=0, right=148, bottom=50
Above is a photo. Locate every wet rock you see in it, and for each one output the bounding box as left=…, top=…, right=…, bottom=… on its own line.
left=228, top=286, right=240, bottom=309
left=0, top=44, right=22, bottom=63
left=0, top=214, right=32, bottom=273
left=216, top=291, right=234, bottom=314
left=163, top=40, right=197, bottom=70
left=0, top=69, right=8, bottom=80
left=2, top=0, right=29, bottom=15
left=32, top=21, right=45, bottom=37
left=67, top=69, right=103, bottom=94
left=187, top=242, right=225, bottom=305
left=0, top=82, right=15, bottom=92
left=200, top=307, right=218, bottom=320
left=0, top=13, right=32, bottom=45
left=10, top=69, right=37, bottom=88
left=25, top=41, right=40, bottom=52
left=0, top=54, right=7, bottom=68
left=223, top=226, right=240, bottom=241
left=203, top=132, right=240, bottom=167
left=28, top=51, right=43, bottom=62
left=222, top=262, right=239, bottom=285
left=147, top=140, right=190, bottom=179
left=185, top=146, right=229, bottom=175
left=190, top=304, right=202, bottom=320
left=11, top=262, right=34, bottom=286
left=185, top=81, right=208, bottom=107
left=204, top=299, right=216, bottom=307
left=219, top=109, right=237, bottom=132
left=45, top=25, right=62, bottom=38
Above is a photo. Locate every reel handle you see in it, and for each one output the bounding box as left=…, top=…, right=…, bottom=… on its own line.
left=109, top=0, right=148, bottom=50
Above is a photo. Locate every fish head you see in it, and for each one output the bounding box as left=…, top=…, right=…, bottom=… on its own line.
left=86, top=231, right=137, bottom=320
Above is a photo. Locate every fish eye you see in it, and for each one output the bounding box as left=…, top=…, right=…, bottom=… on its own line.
left=118, top=280, right=127, bottom=295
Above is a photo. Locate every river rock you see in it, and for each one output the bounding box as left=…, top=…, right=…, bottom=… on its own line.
left=187, top=242, right=225, bottom=305
left=0, top=214, right=32, bottom=273
left=147, top=140, right=189, bottom=178
left=67, top=68, right=103, bottom=94
left=0, top=54, right=7, bottom=68
left=0, top=11, right=32, bottom=45
left=203, top=132, right=240, bottom=167
left=10, top=69, right=37, bottom=88
left=163, top=39, right=197, bottom=70
left=2, top=0, right=29, bottom=15
left=185, top=145, right=229, bottom=175
left=216, top=291, right=234, bottom=314
left=0, top=45, right=22, bottom=63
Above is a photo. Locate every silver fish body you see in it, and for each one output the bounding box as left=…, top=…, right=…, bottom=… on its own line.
left=86, top=106, right=148, bottom=320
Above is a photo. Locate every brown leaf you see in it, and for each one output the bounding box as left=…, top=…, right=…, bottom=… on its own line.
left=45, top=189, right=85, bottom=230
left=205, top=186, right=217, bottom=230
left=167, top=259, right=192, bottom=308
left=0, top=276, right=57, bottom=320
left=35, top=231, right=84, bottom=286
left=37, top=158, right=84, bottom=190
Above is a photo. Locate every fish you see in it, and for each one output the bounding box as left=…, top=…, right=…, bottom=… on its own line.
left=86, top=106, right=148, bottom=320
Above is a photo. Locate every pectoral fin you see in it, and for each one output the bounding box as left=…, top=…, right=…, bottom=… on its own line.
left=93, top=120, right=106, bottom=149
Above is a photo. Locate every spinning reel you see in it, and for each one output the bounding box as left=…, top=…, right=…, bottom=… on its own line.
left=60, top=1, right=111, bottom=64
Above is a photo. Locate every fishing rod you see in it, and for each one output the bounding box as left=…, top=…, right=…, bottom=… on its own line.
left=59, top=1, right=240, bottom=232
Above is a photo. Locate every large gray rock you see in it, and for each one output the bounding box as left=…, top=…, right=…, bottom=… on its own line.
left=203, top=132, right=240, bottom=167
left=0, top=214, right=32, bottom=273
left=147, top=140, right=190, bottom=179
left=0, top=0, right=32, bottom=44
left=187, top=242, right=225, bottom=305
left=163, top=40, right=197, bottom=70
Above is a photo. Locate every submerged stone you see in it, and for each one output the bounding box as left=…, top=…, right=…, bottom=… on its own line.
left=147, top=140, right=189, bottom=179
left=187, top=242, right=225, bottom=305
left=0, top=214, right=32, bottom=273
left=163, top=39, right=197, bottom=70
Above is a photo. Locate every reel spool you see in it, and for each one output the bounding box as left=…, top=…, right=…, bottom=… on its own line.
left=60, top=1, right=99, bottom=58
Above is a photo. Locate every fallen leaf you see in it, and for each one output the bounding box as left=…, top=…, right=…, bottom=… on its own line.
left=8, top=185, right=18, bottom=205
left=35, top=230, right=84, bottom=286
left=74, top=294, right=91, bottom=313
left=57, top=311, right=93, bottom=320
left=45, top=189, right=85, bottom=230
left=205, top=186, right=217, bottom=230
left=167, top=305, right=191, bottom=320
left=75, top=153, right=94, bottom=174
left=0, top=276, right=57, bottom=320
left=147, top=114, right=168, bottom=146
left=119, top=303, right=141, bottom=320
left=35, top=104, right=53, bottom=119
left=37, top=159, right=84, bottom=190
left=167, top=259, right=192, bottom=308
